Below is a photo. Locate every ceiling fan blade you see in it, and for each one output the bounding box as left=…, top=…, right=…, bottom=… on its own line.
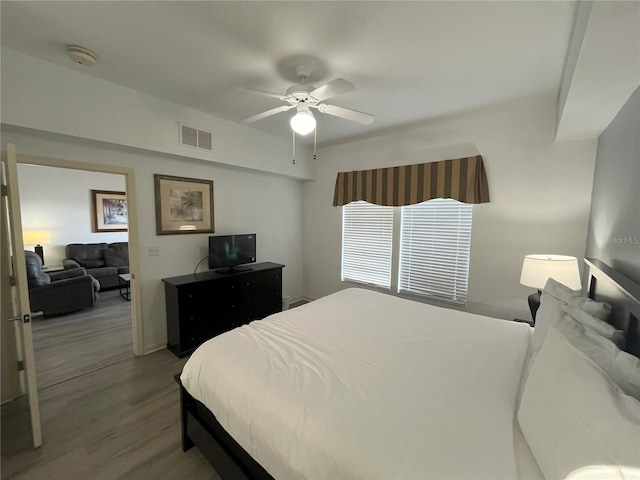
left=235, top=86, right=286, bottom=101
left=309, top=78, right=355, bottom=102
left=243, top=105, right=294, bottom=123
left=317, top=103, right=375, bottom=125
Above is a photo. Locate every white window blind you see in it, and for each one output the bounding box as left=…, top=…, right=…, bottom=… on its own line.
left=342, top=201, right=393, bottom=289
left=399, top=199, right=472, bottom=303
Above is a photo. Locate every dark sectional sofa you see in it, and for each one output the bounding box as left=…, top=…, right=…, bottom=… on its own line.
left=63, top=242, right=129, bottom=290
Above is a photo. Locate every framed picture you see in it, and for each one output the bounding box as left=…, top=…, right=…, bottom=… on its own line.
left=91, top=190, right=128, bottom=232
left=154, top=174, right=214, bottom=235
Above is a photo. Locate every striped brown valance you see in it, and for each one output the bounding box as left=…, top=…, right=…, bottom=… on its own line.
left=333, top=155, right=490, bottom=207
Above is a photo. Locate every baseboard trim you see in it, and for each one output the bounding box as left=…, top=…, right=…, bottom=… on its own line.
left=143, top=343, right=167, bottom=355
left=288, top=296, right=314, bottom=309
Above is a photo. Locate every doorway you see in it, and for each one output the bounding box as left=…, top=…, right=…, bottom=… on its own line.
left=1, top=147, right=143, bottom=457
left=16, top=153, right=143, bottom=364
left=18, top=163, right=135, bottom=387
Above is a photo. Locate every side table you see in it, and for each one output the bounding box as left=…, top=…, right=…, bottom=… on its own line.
left=119, top=273, right=131, bottom=301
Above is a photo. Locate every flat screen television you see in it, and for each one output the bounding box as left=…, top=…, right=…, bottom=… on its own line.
left=208, top=234, right=256, bottom=273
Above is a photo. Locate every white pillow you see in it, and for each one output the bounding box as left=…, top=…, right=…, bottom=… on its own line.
left=542, top=277, right=582, bottom=303
left=542, top=278, right=611, bottom=321
left=553, top=315, right=640, bottom=399
left=532, top=278, right=615, bottom=352
left=518, top=327, right=640, bottom=480
left=532, top=291, right=565, bottom=351
left=567, top=296, right=612, bottom=322
left=563, top=305, right=625, bottom=349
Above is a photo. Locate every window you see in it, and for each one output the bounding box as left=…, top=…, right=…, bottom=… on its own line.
left=341, top=201, right=393, bottom=289
left=399, top=199, right=472, bottom=303
left=341, top=199, right=473, bottom=303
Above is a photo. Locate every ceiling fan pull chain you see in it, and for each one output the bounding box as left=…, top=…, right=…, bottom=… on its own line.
left=292, top=129, right=296, bottom=164
left=314, top=128, right=317, bottom=160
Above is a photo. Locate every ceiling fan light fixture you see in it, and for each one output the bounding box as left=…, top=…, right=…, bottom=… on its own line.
left=290, top=108, right=316, bottom=135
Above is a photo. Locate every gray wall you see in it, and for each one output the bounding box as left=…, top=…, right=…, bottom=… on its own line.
left=585, top=87, right=640, bottom=283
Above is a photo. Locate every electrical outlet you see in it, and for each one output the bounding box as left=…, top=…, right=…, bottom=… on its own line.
left=147, top=245, right=160, bottom=256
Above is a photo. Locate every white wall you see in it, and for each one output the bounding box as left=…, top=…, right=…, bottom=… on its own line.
left=1, top=47, right=309, bottom=353
left=18, top=164, right=128, bottom=267
left=1, top=48, right=314, bottom=181
left=1, top=44, right=600, bottom=338
left=305, top=94, right=598, bottom=320
left=4, top=126, right=305, bottom=352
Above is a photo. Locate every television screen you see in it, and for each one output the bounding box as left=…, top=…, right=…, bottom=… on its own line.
left=208, top=234, right=256, bottom=272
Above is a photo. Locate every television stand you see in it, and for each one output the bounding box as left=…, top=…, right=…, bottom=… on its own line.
left=215, top=265, right=253, bottom=274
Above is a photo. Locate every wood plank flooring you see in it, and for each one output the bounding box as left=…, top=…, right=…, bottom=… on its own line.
left=1, top=291, right=220, bottom=479
left=32, top=290, right=134, bottom=389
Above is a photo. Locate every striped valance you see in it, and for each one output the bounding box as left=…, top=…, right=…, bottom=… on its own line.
left=333, top=155, right=490, bottom=207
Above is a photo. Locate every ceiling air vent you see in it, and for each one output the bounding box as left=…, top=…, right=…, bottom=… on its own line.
left=197, top=129, right=212, bottom=151
left=180, top=123, right=212, bottom=151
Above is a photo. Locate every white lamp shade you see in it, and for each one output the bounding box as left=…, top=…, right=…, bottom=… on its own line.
left=290, top=110, right=316, bottom=135
left=564, top=465, right=640, bottom=480
left=520, top=254, right=581, bottom=290
left=22, top=230, right=52, bottom=246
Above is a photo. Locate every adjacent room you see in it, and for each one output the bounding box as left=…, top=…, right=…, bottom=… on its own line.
left=17, top=165, right=133, bottom=388
left=1, top=1, right=638, bottom=479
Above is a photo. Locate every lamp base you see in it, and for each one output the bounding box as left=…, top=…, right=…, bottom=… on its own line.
left=34, top=244, right=45, bottom=266
left=528, top=291, right=541, bottom=324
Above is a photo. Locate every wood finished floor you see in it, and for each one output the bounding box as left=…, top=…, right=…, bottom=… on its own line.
left=1, top=291, right=220, bottom=480
left=32, top=290, right=134, bottom=389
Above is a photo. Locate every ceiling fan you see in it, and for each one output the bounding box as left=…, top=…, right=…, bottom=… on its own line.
left=242, top=66, right=375, bottom=136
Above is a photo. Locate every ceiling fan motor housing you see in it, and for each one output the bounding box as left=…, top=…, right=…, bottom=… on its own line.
left=242, top=71, right=374, bottom=128
left=286, top=84, right=315, bottom=101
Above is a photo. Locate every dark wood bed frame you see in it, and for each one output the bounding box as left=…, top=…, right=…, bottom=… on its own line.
left=176, top=257, right=640, bottom=479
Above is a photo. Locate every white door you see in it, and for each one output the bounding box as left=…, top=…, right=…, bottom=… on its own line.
left=1, top=143, right=42, bottom=447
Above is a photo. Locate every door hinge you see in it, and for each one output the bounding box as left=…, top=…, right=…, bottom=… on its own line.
left=17, top=360, right=24, bottom=371
left=9, top=275, right=16, bottom=286
left=1, top=185, right=8, bottom=196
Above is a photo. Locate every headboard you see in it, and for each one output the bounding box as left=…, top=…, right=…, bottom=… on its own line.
left=585, top=258, right=640, bottom=358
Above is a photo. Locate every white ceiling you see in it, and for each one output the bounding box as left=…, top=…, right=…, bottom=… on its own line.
left=1, top=1, right=578, bottom=147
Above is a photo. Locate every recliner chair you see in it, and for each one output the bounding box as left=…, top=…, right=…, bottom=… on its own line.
left=25, top=251, right=100, bottom=316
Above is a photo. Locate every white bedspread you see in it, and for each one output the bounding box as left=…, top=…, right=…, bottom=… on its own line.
left=181, top=288, right=533, bottom=479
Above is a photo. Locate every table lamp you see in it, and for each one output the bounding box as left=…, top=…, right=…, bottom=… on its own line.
left=23, top=230, right=52, bottom=266
left=519, top=254, right=581, bottom=321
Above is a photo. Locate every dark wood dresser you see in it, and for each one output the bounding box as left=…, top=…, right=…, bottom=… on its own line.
left=162, top=262, right=284, bottom=357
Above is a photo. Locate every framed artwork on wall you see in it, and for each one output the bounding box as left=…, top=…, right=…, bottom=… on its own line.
left=154, top=174, right=214, bottom=235
left=91, top=190, right=128, bottom=232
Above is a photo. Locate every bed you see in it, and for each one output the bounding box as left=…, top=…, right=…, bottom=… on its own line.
left=177, top=258, right=640, bottom=479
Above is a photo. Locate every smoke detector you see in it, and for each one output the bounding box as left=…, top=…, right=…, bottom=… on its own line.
left=67, top=45, right=96, bottom=66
